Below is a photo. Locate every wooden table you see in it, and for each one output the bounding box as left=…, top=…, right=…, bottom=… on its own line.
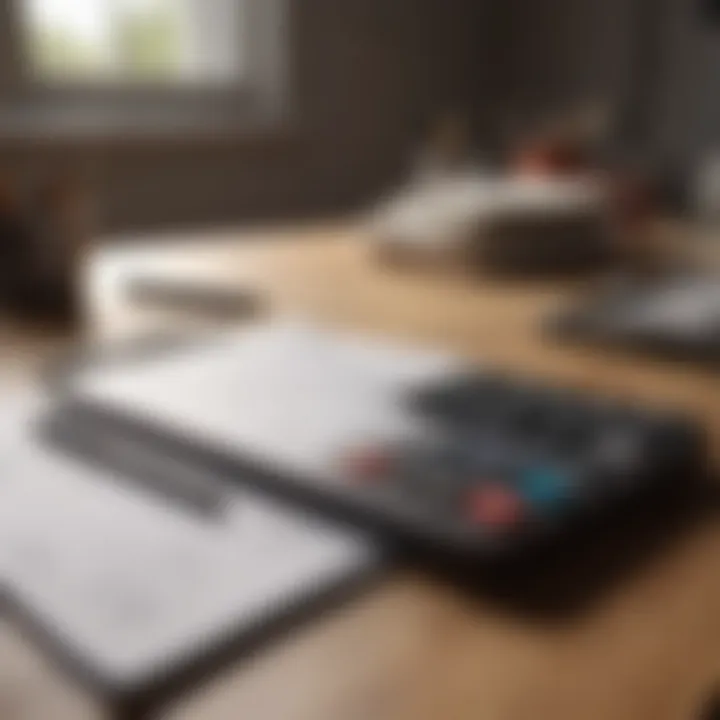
left=2, top=226, right=720, bottom=720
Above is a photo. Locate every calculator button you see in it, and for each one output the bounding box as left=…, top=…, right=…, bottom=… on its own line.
left=342, top=446, right=396, bottom=482
left=467, top=486, right=524, bottom=528
left=520, top=468, right=571, bottom=510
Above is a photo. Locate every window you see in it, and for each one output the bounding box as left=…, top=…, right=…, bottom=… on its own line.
left=21, top=0, right=245, bottom=86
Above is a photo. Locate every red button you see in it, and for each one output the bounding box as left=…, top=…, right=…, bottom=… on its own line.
left=468, top=485, right=524, bottom=528
left=342, top=446, right=395, bottom=481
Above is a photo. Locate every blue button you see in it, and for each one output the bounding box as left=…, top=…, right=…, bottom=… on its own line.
left=520, top=468, right=570, bottom=510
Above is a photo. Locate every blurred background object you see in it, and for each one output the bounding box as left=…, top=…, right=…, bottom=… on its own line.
left=0, top=170, right=91, bottom=328
left=368, top=102, right=617, bottom=276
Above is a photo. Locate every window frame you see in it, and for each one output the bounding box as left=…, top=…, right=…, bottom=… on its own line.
left=0, top=0, right=289, bottom=141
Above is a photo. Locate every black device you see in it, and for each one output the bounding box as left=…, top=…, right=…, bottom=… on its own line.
left=47, top=321, right=711, bottom=573
left=701, top=698, right=720, bottom=720
left=551, top=274, right=720, bottom=364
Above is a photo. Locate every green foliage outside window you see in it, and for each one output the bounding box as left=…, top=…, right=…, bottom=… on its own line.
left=28, top=4, right=183, bottom=82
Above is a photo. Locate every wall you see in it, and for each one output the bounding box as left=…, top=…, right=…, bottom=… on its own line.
left=652, top=0, right=720, bottom=168
left=485, top=0, right=636, bottom=138
left=0, top=0, right=487, bottom=233
left=492, top=0, right=717, bottom=170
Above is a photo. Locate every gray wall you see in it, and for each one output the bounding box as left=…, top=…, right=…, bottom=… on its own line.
left=0, top=0, right=487, bottom=233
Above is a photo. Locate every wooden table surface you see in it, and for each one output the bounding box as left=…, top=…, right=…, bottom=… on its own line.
left=2, top=226, right=720, bottom=720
